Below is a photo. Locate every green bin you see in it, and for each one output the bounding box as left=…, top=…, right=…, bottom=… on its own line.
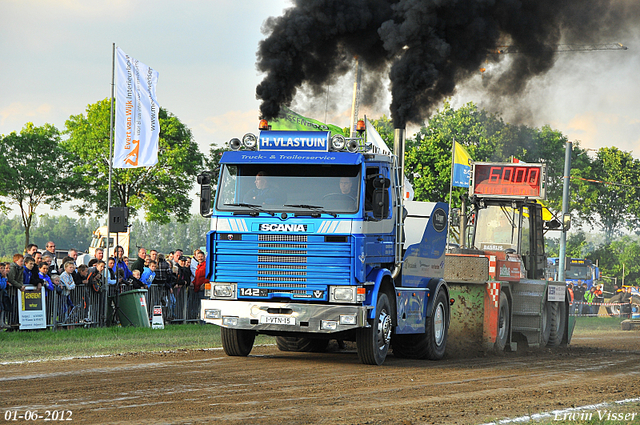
left=117, top=289, right=150, bottom=327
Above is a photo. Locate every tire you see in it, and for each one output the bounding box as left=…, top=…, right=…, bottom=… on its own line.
left=541, top=300, right=551, bottom=347
left=221, top=327, right=256, bottom=356
left=424, top=288, right=449, bottom=360
left=392, top=287, right=449, bottom=360
left=608, top=293, right=624, bottom=316
left=275, top=336, right=329, bottom=352
left=547, top=301, right=566, bottom=347
left=495, top=291, right=510, bottom=352
left=357, top=292, right=392, bottom=365
left=607, top=293, right=624, bottom=316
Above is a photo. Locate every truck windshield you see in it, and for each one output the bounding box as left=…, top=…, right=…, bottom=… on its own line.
left=474, top=204, right=522, bottom=251
left=216, top=163, right=361, bottom=214
left=566, top=265, right=591, bottom=280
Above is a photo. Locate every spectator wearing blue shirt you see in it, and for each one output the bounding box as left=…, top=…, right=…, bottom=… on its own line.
left=38, top=263, right=55, bottom=295
left=113, top=245, right=132, bottom=282
left=141, top=260, right=157, bottom=287
left=23, top=257, right=42, bottom=291
left=0, top=262, right=7, bottom=328
left=106, top=258, right=118, bottom=285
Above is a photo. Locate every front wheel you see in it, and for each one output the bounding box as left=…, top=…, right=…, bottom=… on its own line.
left=221, top=327, right=256, bottom=356
left=357, top=292, right=392, bottom=365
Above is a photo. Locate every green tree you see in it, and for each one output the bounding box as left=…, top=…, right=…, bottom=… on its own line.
left=404, top=102, right=505, bottom=205
left=204, top=145, right=229, bottom=186
left=0, top=123, right=73, bottom=249
left=128, top=215, right=210, bottom=255
left=30, top=214, right=100, bottom=252
left=572, top=147, right=640, bottom=240
left=592, top=236, right=640, bottom=286
left=63, top=99, right=204, bottom=224
left=404, top=102, right=585, bottom=218
left=369, top=115, right=395, bottom=151
left=0, top=215, right=27, bottom=258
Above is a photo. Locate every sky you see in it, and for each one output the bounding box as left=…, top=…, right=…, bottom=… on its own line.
left=1, top=0, right=640, bottom=219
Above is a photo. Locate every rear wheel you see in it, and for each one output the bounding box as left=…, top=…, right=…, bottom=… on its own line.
left=424, top=288, right=449, bottom=360
left=541, top=301, right=551, bottom=347
left=357, top=292, right=392, bottom=365
left=607, top=293, right=624, bottom=316
left=495, top=291, right=510, bottom=352
left=275, top=336, right=329, bottom=352
left=221, top=327, right=256, bottom=356
left=392, top=288, right=449, bottom=360
left=547, top=301, right=566, bottom=347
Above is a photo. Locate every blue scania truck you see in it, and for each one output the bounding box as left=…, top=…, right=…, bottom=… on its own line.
left=197, top=123, right=573, bottom=365
left=197, top=125, right=450, bottom=365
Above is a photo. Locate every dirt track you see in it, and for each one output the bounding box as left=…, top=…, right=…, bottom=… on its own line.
left=2, top=330, right=640, bottom=425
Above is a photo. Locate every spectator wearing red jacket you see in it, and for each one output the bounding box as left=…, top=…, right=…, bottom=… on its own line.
left=192, top=251, right=208, bottom=297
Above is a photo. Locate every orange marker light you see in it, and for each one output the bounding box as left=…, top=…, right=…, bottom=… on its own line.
left=356, top=119, right=366, bottom=132
left=259, top=119, right=269, bottom=131
left=205, top=283, right=212, bottom=290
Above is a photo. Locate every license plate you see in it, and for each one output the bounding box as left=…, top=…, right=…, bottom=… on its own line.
left=260, top=315, right=295, bottom=325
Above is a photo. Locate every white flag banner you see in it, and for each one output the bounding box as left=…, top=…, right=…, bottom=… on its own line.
left=115, top=47, right=160, bottom=168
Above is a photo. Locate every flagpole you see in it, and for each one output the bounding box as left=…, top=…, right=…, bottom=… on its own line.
left=107, top=43, right=115, bottom=259
left=445, top=137, right=456, bottom=252
left=101, top=43, right=116, bottom=325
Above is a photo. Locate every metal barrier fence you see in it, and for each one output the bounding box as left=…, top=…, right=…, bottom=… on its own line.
left=570, top=301, right=636, bottom=318
left=1, top=284, right=202, bottom=330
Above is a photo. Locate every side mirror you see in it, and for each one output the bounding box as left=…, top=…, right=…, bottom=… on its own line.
left=372, top=176, right=390, bottom=189
left=563, top=213, right=571, bottom=231
left=198, top=171, right=212, bottom=218
left=372, top=187, right=390, bottom=220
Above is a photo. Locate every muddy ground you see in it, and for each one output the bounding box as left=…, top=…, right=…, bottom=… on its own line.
left=2, top=329, right=640, bottom=425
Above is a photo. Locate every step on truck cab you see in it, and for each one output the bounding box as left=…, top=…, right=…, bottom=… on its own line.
left=198, top=125, right=450, bottom=365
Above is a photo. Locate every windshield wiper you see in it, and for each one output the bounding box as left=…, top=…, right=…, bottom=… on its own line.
left=284, top=204, right=338, bottom=218
left=224, top=203, right=275, bottom=216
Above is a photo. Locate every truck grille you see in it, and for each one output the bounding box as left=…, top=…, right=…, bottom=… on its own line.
left=259, top=234, right=307, bottom=242
left=214, top=232, right=352, bottom=300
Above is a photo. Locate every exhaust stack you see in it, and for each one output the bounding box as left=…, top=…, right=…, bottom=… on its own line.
left=391, top=128, right=406, bottom=279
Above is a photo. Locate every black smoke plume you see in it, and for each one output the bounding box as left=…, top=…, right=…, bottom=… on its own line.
left=256, top=0, right=638, bottom=128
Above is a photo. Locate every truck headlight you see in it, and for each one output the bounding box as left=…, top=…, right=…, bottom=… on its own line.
left=331, top=134, right=346, bottom=150
left=321, top=320, right=338, bottom=330
left=213, top=283, right=237, bottom=299
left=330, top=286, right=355, bottom=303
left=339, top=314, right=357, bottom=325
left=223, top=316, right=239, bottom=326
left=242, top=133, right=257, bottom=149
left=204, top=309, right=221, bottom=319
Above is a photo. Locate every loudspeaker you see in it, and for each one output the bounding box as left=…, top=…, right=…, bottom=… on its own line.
left=109, top=207, right=129, bottom=233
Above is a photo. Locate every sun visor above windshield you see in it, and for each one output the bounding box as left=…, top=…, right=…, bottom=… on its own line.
left=220, top=150, right=364, bottom=165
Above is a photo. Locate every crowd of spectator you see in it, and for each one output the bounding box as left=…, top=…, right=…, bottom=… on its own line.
left=566, top=281, right=605, bottom=315
left=0, top=241, right=209, bottom=328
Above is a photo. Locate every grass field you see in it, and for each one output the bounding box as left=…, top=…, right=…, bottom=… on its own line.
left=0, top=323, right=275, bottom=363
left=572, top=315, right=628, bottom=334
left=0, top=316, right=629, bottom=363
